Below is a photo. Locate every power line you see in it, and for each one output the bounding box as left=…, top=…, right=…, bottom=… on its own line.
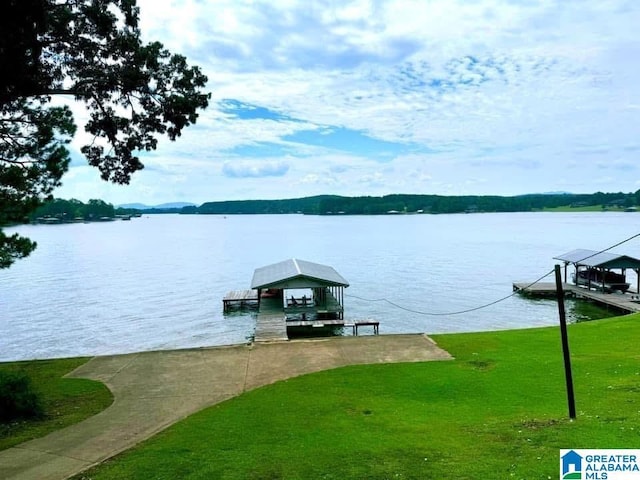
left=346, top=267, right=554, bottom=316
left=345, top=231, right=640, bottom=317
left=573, top=232, right=640, bottom=262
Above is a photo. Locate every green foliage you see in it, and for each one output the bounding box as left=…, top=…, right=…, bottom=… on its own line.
left=0, top=371, right=43, bottom=422
left=0, top=231, right=37, bottom=269
left=197, top=195, right=344, bottom=215
left=82, top=199, right=113, bottom=220
left=74, top=315, right=640, bottom=479
left=189, top=191, right=640, bottom=216
left=30, top=198, right=116, bottom=221
left=0, top=0, right=209, bottom=268
left=0, top=358, right=113, bottom=451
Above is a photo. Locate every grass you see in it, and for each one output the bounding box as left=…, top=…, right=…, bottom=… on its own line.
left=73, top=314, right=640, bottom=480
left=543, top=205, right=628, bottom=212
left=0, top=357, right=113, bottom=451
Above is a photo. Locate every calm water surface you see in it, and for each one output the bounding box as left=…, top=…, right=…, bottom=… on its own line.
left=1, top=212, right=638, bottom=361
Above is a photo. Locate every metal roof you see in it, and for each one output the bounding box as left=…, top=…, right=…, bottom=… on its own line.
left=553, top=249, right=640, bottom=269
left=251, top=259, right=349, bottom=289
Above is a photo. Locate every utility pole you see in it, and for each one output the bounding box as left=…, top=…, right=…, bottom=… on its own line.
left=554, top=264, right=576, bottom=419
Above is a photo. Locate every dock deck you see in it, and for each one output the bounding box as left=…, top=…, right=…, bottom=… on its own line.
left=513, top=282, right=640, bottom=314
left=223, top=290, right=259, bottom=312
left=226, top=285, right=378, bottom=342
left=254, top=296, right=288, bottom=342
left=254, top=296, right=380, bottom=342
left=286, top=319, right=380, bottom=336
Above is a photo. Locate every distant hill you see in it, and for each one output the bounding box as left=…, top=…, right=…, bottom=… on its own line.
left=196, top=195, right=343, bottom=215
left=118, top=203, right=151, bottom=210
left=187, top=191, right=639, bottom=215
left=155, top=202, right=196, bottom=209
left=119, top=202, right=196, bottom=210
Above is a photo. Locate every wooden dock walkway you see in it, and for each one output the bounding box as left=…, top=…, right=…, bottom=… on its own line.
left=513, top=282, right=570, bottom=296
left=254, top=313, right=288, bottom=342
left=254, top=296, right=288, bottom=342
left=513, top=282, right=640, bottom=314
left=223, top=290, right=258, bottom=312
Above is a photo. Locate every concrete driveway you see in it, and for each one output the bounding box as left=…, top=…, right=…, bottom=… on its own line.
left=0, top=334, right=451, bottom=480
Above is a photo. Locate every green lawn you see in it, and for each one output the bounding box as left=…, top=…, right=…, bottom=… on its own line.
left=543, top=205, right=628, bottom=212
left=0, top=357, right=113, bottom=451
left=73, top=314, right=640, bottom=480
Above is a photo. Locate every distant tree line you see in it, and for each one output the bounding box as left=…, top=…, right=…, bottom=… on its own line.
left=187, top=191, right=640, bottom=215
left=21, top=198, right=186, bottom=223
left=14, top=190, right=640, bottom=224
left=187, top=196, right=341, bottom=215
left=28, top=198, right=126, bottom=222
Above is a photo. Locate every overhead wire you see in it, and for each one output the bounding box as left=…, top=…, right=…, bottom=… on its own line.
left=344, top=230, right=640, bottom=317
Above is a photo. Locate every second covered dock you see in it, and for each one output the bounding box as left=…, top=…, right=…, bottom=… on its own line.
left=233, top=258, right=380, bottom=342
left=514, top=247, right=640, bottom=315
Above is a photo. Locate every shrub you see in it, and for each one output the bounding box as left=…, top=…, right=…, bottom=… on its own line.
left=0, top=371, right=44, bottom=422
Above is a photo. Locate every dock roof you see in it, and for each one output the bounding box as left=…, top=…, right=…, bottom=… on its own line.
left=554, top=249, right=640, bottom=269
left=251, top=259, right=349, bottom=290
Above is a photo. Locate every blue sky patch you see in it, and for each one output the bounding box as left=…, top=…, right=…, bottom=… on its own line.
left=220, top=99, right=300, bottom=122
left=227, top=142, right=294, bottom=158
left=283, top=126, right=410, bottom=160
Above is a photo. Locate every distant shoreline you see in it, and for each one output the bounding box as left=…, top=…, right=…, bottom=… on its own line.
left=8, top=192, right=638, bottom=227
left=181, top=192, right=639, bottom=216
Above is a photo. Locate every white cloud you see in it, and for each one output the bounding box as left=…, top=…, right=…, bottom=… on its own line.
left=222, top=160, right=290, bottom=178
left=53, top=0, right=640, bottom=203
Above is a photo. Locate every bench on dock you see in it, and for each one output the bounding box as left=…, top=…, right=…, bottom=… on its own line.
left=354, top=320, right=379, bottom=335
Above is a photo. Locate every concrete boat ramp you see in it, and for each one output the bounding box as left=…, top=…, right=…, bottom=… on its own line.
left=0, top=334, right=451, bottom=480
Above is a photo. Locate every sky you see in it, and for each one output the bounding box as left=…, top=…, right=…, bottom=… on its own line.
left=56, top=0, right=640, bottom=206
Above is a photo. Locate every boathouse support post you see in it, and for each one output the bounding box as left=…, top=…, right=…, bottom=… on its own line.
left=554, top=264, right=577, bottom=420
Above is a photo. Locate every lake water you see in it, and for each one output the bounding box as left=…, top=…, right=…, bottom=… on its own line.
left=1, top=212, right=638, bottom=361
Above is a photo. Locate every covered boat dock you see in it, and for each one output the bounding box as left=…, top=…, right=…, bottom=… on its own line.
left=250, top=258, right=351, bottom=341
left=252, top=258, right=348, bottom=319
left=553, top=249, right=640, bottom=294
left=514, top=248, right=640, bottom=315
left=223, top=259, right=380, bottom=342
